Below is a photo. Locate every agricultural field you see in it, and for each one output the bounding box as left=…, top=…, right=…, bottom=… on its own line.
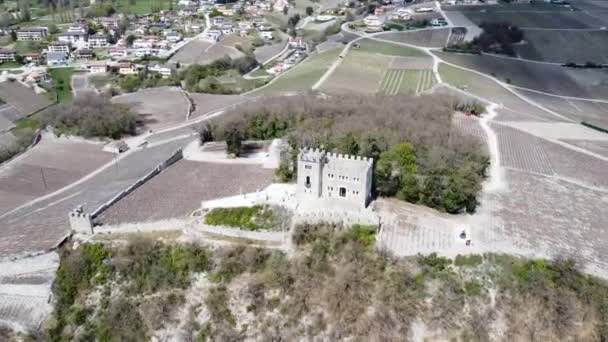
left=0, top=81, right=53, bottom=118
left=211, top=69, right=265, bottom=93
left=562, top=140, right=608, bottom=158
left=378, top=69, right=436, bottom=95
left=248, top=48, right=341, bottom=96
left=354, top=38, right=429, bottom=57
left=454, top=3, right=608, bottom=29
left=321, top=50, right=392, bottom=94
left=0, top=136, right=113, bottom=216
left=96, top=159, right=274, bottom=225
left=114, top=0, right=171, bottom=15
left=437, top=52, right=608, bottom=99
left=514, top=88, right=608, bottom=127
left=378, top=28, right=451, bottom=48
left=112, top=87, right=190, bottom=131
left=515, top=30, right=608, bottom=64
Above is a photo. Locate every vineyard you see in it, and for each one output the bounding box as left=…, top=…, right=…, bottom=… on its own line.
left=378, top=69, right=436, bottom=95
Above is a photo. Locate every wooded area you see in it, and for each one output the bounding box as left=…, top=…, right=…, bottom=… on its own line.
left=205, top=94, right=488, bottom=213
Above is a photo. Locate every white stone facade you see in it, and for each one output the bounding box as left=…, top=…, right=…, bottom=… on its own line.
left=296, top=148, right=373, bottom=209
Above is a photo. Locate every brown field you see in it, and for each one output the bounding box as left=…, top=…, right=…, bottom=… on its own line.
left=0, top=136, right=112, bottom=215
left=515, top=30, right=608, bottom=64
left=492, top=123, right=555, bottom=175
left=96, top=160, right=274, bottom=224
left=0, top=82, right=53, bottom=118
left=112, top=87, right=190, bottom=131
left=561, top=140, right=608, bottom=158
left=254, top=41, right=286, bottom=64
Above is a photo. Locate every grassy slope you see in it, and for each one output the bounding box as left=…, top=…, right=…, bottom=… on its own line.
left=115, top=0, right=171, bottom=15
left=248, top=48, right=341, bottom=96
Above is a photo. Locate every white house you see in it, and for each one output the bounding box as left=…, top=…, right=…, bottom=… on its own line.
left=133, top=39, right=154, bottom=49
left=203, top=29, right=222, bottom=42
left=296, top=148, right=374, bottom=209
left=363, top=15, right=384, bottom=32
left=288, top=37, right=306, bottom=49
left=67, top=25, right=88, bottom=34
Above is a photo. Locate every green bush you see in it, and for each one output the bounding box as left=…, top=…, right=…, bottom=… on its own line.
left=204, top=205, right=277, bottom=231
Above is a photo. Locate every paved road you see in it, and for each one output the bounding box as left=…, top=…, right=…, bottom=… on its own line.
left=0, top=137, right=192, bottom=258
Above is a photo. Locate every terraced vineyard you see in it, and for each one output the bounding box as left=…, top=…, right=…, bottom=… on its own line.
left=379, top=69, right=436, bottom=95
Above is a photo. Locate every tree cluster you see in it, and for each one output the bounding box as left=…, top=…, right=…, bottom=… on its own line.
left=204, top=94, right=488, bottom=213
left=473, top=22, right=524, bottom=56
left=40, top=94, right=137, bottom=139
left=178, top=56, right=257, bottom=93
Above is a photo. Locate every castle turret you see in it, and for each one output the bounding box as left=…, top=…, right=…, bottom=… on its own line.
left=68, top=205, right=94, bottom=234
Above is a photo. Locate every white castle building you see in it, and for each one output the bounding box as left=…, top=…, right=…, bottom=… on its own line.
left=296, top=148, right=374, bottom=208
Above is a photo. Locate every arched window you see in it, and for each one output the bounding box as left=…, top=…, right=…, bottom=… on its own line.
left=305, top=176, right=311, bottom=188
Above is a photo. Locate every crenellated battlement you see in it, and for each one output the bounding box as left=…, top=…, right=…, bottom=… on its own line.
left=68, top=205, right=94, bottom=234
left=298, top=147, right=326, bottom=163
left=325, top=152, right=374, bottom=165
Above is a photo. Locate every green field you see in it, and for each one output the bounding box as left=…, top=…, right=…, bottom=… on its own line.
left=321, top=50, right=392, bottom=94
left=248, top=48, right=341, bottom=96
left=115, top=0, right=171, bottom=15
left=49, top=67, right=74, bottom=103
left=0, top=61, right=22, bottom=69
left=355, top=38, right=429, bottom=57
left=379, top=69, right=436, bottom=95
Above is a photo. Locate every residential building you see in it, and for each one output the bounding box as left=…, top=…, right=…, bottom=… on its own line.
left=363, top=15, right=383, bottom=32
left=117, top=62, right=138, bottom=75
left=72, top=49, right=94, bottom=60
left=166, top=31, right=182, bottom=43
left=109, top=47, right=128, bottom=59
left=67, top=25, right=88, bottom=34
left=17, top=27, right=48, bottom=41
left=296, top=148, right=374, bottom=209
left=259, top=31, right=273, bottom=40
left=22, top=52, right=41, bottom=64
left=0, top=49, right=17, bottom=62
left=89, top=33, right=109, bottom=48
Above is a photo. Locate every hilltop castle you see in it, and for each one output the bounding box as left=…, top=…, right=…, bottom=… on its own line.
left=296, top=148, right=374, bottom=208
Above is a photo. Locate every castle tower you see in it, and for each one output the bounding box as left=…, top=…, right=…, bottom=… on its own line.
left=296, top=147, right=326, bottom=199
left=68, top=205, right=94, bottom=235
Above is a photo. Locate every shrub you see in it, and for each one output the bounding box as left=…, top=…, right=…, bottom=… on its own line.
left=454, top=254, right=483, bottom=267
left=204, top=205, right=278, bottom=231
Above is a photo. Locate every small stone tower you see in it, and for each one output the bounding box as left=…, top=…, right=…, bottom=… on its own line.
left=68, top=205, right=94, bottom=234
left=296, top=148, right=326, bottom=198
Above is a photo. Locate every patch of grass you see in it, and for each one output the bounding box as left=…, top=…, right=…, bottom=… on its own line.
left=49, top=67, right=74, bottom=103
left=0, top=61, right=22, bottom=69
left=356, top=38, right=428, bottom=57
left=204, top=205, right=278, bottom=231
left=14, top=116, right=40, bottom=131
left=454, top=254, right=483, bottom=268
left=464, top=280, right=483, bottom=296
